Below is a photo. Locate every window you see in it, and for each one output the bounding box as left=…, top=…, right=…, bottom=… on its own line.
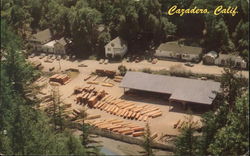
left=108, top=48, right=111, bottom=51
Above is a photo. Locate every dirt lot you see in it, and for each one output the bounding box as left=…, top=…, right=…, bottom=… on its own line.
left=28, top=56, right=248, bottom=144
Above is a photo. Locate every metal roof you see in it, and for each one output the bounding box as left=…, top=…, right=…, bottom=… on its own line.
left=156, top=42, right=202, bottom=55
left=120, top=72, right=220, bottom=105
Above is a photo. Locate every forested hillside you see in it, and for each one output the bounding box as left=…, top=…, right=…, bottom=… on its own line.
left=0, top=20, right=102, bottom=155
left=1, top=0, right=248, bottom=60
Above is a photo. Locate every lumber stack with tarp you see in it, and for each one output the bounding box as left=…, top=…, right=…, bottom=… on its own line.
left=49, top=74, right=71, bottom=85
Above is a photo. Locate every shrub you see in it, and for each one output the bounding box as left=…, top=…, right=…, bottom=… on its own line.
left=118, top=65, right=127, bottom=76
left=169, top=65, right=192, bottom=78
left=141, top=68, right=153, bottom=74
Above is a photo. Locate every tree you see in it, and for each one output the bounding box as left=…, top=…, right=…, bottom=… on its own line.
left=204, top=18, right=235, bottom=52
left=66, top=134, right=86, bottom=155
left=0, top=20, right=88, bottom=155
left=220, top=65, right=248, bottom=110
left=208, top=93, right=249, bottom=155
left=174, top=115, right=199, bottom=156
left=50, top=87, right=65, bottom=131
left=141, top=122, right=154, bottom=156
left=175, top=66, right=249, bottom=155
left=69, top=6, right=102, bottom=56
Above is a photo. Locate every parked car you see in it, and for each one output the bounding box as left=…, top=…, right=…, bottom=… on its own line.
left=30, top=53, right=35, bottom=58
left=48, top=54, right=53, bottom=59
left=71, top=55, right=76, bottom=60
left=184, top=62, right=194, bottom=67
left=152, top=58, right=158, bottom=64
left=51, top=55, right=56, bottom=60
left=78, top=64, right=88, bottom=67
left=99, top=59, right=104, bottom=64
left=56, top=55, right=61, bottom=61
left=104, top=59, right=109, bottom=64
left=39, top=53, right=46, bottom=59
left=201, top=77, right=207, bottom=80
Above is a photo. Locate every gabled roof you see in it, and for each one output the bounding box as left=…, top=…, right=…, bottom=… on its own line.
left=30, top=29, right=52, bottom=44
left=218, top=54, right=244, bottom=61
left=204, top=51, right=218, bottom=58
left=105, top=37, right=126, bottom=48
left=156, top=42, right=202, bottom=55
left=56, top=37, right=68, bottom=46
left=120, top=72, right=220, bottom=105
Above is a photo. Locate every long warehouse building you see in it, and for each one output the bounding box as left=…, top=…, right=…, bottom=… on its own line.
left=120, top=72, right=221, bottom=106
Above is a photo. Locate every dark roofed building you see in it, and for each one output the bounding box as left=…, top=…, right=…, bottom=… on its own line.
left=29, top=29, right=53, bottom=44
left=120, top=72, right=220, bottom=106
left=155, top=42, right=202, bottom=63
left=54, top=37, right=71, bottom=55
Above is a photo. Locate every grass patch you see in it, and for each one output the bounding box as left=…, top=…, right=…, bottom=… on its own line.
left=139, top=65, right=220, bottom=82
left=88, top=55, right=98, bottom=60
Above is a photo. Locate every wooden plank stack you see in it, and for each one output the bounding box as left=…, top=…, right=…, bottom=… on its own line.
left=74, top=85, right=107, bottom=107
left=84, top=118, right=145, bottom=137
left=90, top=95, right=163, bottom=122
left=49, top=74, right=70, bottom=85
left=113, top=76, right=123, bottom=82
left=96, top=69, right=116, bottom=78
left=173, top=119, right=200, bottom=129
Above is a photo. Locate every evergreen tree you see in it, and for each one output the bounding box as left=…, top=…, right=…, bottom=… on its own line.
left=141, top=122, right=154, bottom=156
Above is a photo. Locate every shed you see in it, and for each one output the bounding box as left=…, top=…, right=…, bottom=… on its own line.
left=203, top=51, right=218, bottom=65
left=120, top=72, right=220, bottom=106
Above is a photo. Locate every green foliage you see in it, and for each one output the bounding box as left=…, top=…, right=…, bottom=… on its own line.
left=118, top=65, right=128, bottom=76
left=174, top=126, right=198, bottom=156
left=141, top=122, right=154, bottom=156
left=0, top=20, right=88, bottom=155
left=208, top=94, right=249, bottom=155
left=220, top=66, right=248, bottom=109
left=174, top=67, right=249, bottom=156
left=1, top=0, right=248, bottom=59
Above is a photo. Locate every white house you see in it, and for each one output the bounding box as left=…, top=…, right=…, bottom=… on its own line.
left=154, top=42, right=202, bottom=63
left=105, top=37, right=128, bottom=59
left=215, top=54, right=247, bottom=69
left=28, top=29, right=69, bottom=55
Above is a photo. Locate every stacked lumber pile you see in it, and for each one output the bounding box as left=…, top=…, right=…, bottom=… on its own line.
left=173, top=119, right=200, bottom=129
left=85, top=75, right=115, bottom=87
left=96, top=69, right=116, bottom=78
left=31, top=60, right=42, bottom=69
left=91, top=95, right=163, bottom=122
left=35, top=77, right=47, bottom=83
left=74, top=85, right=107, bottom=107
left=113, top=76, right=123, bottom=82
left=49, top=74, right=71, bottom=85
left=83, top=118, right=145, bottom=137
